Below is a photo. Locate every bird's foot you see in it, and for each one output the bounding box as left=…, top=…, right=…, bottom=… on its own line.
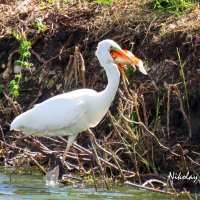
left=44, top=156, right=64, bottom=186
left=44, top=165, right=60, bottom=186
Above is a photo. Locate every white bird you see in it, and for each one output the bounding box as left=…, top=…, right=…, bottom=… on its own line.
left=10, top=39, right=147, bottom=166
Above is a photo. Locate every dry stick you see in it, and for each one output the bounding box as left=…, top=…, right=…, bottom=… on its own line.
left=58, top=136, right=128, bottom=173
left=74, top=46, right=79, bottom=86
left=141, top=95, right=148, bottom=127
left=91, top=157, right=98, bottom=192
left=79, top=52, right=86, bottom=87
left=125, top=181, right=177, bottom=195
left=4, top=93, right=20, bottom=115
left=0, top=125, right=5, bottom=142
left=122, top=77, right=133, bottom=100
left=64, top=55, right=74, bottom=91
left=112, top=152, right=126, bottom=181
left=183, top=188, right=193, bottom=200
left=3, top=50, right=18, bottom=81
left=142, top=179, right=166, bottom=187
left=187, top=155, right=200, bottom=167
left=1, top=141, right=46, bottom=174
left=30, top=49, right=45, bottom=63
left=92, top=136, right=123, bottom=163
left=118, top=111, right=180, bottom=157
left=108, top=112, right=136, bottom=165
left=174, top=87, right=192, bottom=138
left=88, top=129, right=110, bottom=190
left=176, top=144, right=188, bottom=173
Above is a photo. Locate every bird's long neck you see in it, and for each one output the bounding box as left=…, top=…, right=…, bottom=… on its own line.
left=99, top=63, right=120, bottom=108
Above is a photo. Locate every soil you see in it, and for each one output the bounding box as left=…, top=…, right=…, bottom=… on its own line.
left=0, top=0, right=200, bottom=193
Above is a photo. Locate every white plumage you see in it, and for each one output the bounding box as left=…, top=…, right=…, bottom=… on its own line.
left=10, top=39, right=147, bottom=163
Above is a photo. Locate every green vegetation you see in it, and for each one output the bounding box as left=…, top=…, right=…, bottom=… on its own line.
left=177, top=48, right=191, bottom=129
left=94, top=0, right=118, bottom=5
left=35, top=18, right=47, bottom=32
left=9, top=74, right=22, bottom=98
left=12, top=30, right=32, bottom=69
left=9, top=31, right=33, bottom=99
left=152, top=0, right=196, bottom=12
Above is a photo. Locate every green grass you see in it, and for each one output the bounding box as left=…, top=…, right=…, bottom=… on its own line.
left=177, top=48, right=190, bottom=127
left=94, top=0, right=119, bottom=5
left=152, top=0, right=196, bottom=13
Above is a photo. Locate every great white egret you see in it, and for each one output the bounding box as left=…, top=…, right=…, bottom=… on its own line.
left=10, top=39, right=147, bottom=177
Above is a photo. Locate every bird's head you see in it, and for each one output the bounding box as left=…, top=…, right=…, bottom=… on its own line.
left=96, top=39, right=147, bottom=84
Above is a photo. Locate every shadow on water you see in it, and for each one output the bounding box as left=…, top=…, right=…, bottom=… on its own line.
left=0, top=169, right=186, bottom=200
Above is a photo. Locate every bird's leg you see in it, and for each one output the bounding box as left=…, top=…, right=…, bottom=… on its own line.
left=62, top=134, right=78, bottom=164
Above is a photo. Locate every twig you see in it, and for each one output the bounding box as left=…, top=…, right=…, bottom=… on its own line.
left=74, top=46, right=79, bottom=86
left=125, top=181, right=176, bottom=195
left=119, top=111, right=180, bottom=157
left=88, top=129, right=110, bottom=190
left=79, top=52, right=86, bottom=87
left=142, top=179, right=166, bottom=187
left=1, top=140, right=46, bottom=174
left=4, top=93, right=20, bottom=115
left=64, top=55, right=74, bottom=91
left=176, top=144, right=188, bottom=173
left=0, top=125, right=5, bottom=142
left=3, top=50, right=18, bottom=81
left=59, top=136, right=130, bottom=174
left=173, top=87, right=192, bottom=138
left=30, top=49, right=45, bottom=63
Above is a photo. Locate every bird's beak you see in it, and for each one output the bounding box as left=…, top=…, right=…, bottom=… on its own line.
left=110, top=49, right=147, bottom=84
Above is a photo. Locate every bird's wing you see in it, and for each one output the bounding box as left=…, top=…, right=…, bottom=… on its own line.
left=11, top=89, right=96, bottom=133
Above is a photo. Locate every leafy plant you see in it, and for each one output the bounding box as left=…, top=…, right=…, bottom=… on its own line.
left=9, top=74, right=22, bottom=98
left=10, top=31, right=32, bottom=99
left=12, top=30, right=33, bottom=69
left=152, top=0, right=196, bottom=12
left=35, top=18, right=47, bottom=32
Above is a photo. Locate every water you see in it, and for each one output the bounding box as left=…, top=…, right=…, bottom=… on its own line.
left=0, top=169, right=186, bottom=200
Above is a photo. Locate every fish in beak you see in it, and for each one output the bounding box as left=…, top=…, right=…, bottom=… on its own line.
left=110, top=48, right=147, bottom=84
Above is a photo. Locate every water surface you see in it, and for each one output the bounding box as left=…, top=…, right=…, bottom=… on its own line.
left=0, top=168, right=186, bottom=200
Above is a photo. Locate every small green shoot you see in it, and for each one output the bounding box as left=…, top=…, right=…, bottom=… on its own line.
left=12, top=30, right=33, bottom=69
left=177, top=48, right=190, bottom=121
left=35, top=18, right=47, bottom=32
left=9, top=74, right=22, bottom=98
left=153, top=96, right=161, bottom=133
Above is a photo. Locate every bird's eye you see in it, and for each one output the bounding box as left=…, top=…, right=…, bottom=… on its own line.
left=110, top=46, right=118, bottom=51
